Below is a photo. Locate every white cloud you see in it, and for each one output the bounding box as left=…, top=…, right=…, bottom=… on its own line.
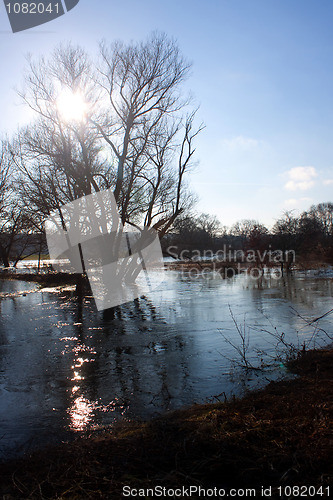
left=284, top=197, right=312, bottom=209
left=284, top=166, right=317, bottom=191
left=323, top=179, right=333, bottom=186
left=220, top=135, right=260, bottom=150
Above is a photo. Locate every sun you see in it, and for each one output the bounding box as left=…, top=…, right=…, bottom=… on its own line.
left=56, top=89, right=87, bottom=123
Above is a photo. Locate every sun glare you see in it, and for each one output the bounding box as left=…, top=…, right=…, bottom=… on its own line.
left=56, top=89, right=87, bottom=123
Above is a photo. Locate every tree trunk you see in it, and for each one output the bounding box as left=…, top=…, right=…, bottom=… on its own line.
left=0, top=242, right=10, bottom=267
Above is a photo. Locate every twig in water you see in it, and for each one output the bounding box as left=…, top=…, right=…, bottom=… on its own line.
left=219, top=306, right=263, bottom=371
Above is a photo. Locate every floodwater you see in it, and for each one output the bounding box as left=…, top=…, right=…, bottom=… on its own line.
left=0, top=269, right=332, bottom=459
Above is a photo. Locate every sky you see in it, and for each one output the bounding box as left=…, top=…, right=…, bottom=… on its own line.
left=1, top=0, right=333, bottom=228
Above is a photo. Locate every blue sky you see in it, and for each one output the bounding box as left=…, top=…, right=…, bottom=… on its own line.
left=1, top=0, right=333, bottom=227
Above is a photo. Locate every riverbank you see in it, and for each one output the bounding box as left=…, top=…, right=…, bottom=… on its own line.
left=0, top=348, right=332, bottom=499
left=1, top=259, right=332, bottom=283
left=0, top=270, right=80, bottom=285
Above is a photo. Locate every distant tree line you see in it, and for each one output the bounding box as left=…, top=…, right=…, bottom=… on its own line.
left=164, top=204, right=333, bottom=267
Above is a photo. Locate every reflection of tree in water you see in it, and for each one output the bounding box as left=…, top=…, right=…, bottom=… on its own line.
left=66, top=294, right=194, bottom=432
left=247, top=273, right=333, bottom=307
left=244, top=273, right=333, bottom=353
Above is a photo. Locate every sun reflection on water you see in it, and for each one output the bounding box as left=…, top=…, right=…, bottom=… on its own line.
left=68, top=395, right=128, bottom=431
left=67, top=340, right=100, bottom=430
left=72, top=371, right=83, bottom=381
left=68, top=396, right=95, bottom=431
left=65, top=336, right=127, bottom=432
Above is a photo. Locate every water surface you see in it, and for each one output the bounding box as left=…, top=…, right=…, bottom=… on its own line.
left=0, top=270, right=332, bottom=459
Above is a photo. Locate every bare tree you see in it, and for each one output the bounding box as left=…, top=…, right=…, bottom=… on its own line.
left=0, top=140, right=41, bottom=267
left=309, top=202, right=333, bottom=237
left=231, top=219, right=267, bottom=249
left=196, top=213, right=222, bottom=238
left=0, top=140, right=13, bottom=266
left=16, top=35, right=201, bottom=239
left=16, top=44, right=108, bottom=208
left=0, top=140, right=11, bottom=210
left=96, top=32, right=202, bottom=234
